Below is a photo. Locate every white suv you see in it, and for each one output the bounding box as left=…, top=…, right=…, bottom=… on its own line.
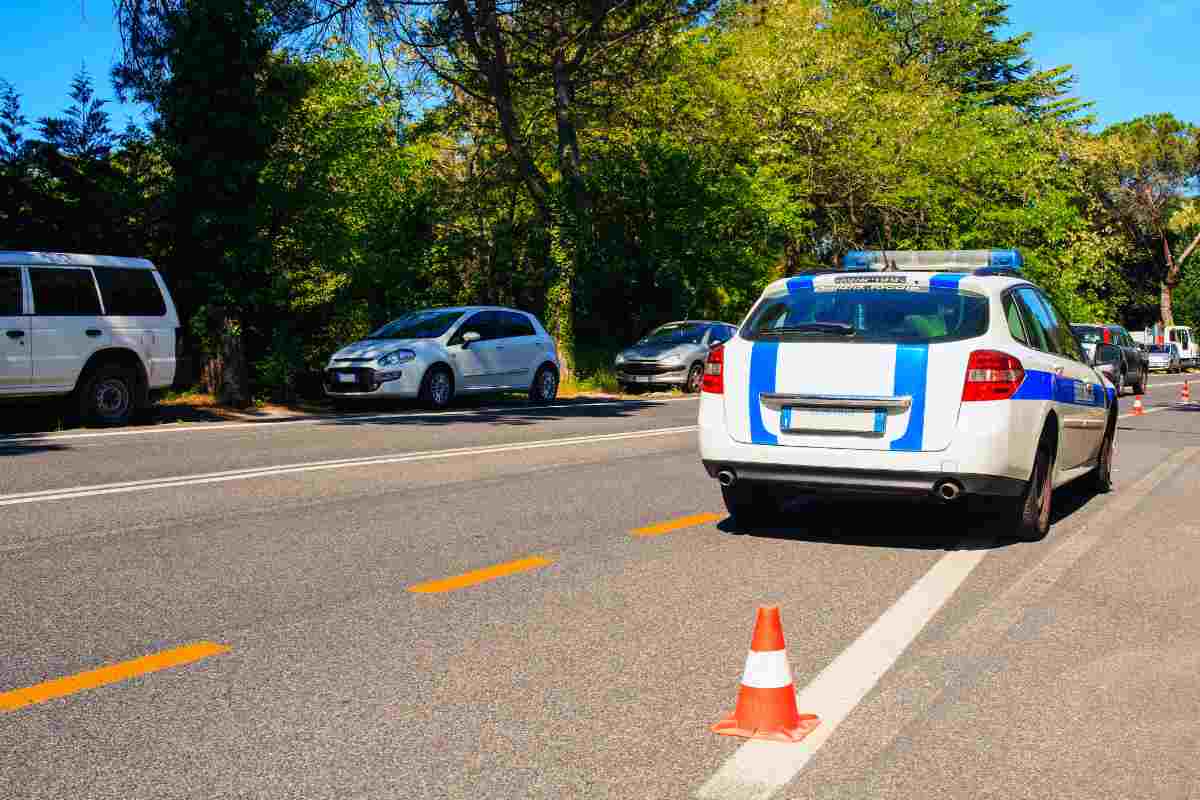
left=699, top=250, right=1117, bottom=541
left=325, top=306, right=561, bottom=409
left=0, top=251, right=180, bottom=427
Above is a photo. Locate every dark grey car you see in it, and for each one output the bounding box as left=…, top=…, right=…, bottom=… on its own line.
left=615, top=320, right=737, bottom=393
left=1071, top=323, right=1148, bottom=396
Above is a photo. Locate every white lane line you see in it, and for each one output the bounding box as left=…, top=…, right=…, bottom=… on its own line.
left=0, top=425, right=698, bottom=507
left=0, top=397, right=699, bottom=444
left=696, top=544, right=990, bottom=800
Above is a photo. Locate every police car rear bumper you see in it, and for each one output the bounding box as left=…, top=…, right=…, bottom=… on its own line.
left=700, top=460, right=1025, bottom=498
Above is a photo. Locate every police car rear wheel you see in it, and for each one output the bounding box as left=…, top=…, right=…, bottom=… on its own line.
left=720, top=481, right=776, bottom=531
left=1014, top=437, right=1055, bottom=541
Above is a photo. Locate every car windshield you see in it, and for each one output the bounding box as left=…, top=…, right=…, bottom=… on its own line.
left=743, top=286, right=988, bottom=343
left=638, top=323, right=707, bottom=346
left=369, top=310, right=465, bottom=340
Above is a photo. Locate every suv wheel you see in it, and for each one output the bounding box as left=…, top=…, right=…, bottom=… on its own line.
left=720, top=480, right=778, bottom=532
left=78, top=364, right=136, bottom=427
left=1132, top=367, right=1147, bottom=395
left=1013, top=431, right=1056, bottom=541
left=419, top=366, right=454, bottom=410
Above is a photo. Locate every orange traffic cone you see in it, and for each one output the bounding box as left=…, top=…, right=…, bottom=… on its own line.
left=1132, top=395, right=1144, bottom=416
left=712, top=606, right=819, bottom=743
left=1181, top=382, right=1191, bottom=404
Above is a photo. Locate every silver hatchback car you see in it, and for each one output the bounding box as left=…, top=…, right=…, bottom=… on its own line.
left=614, top=320, right=737, bottom=393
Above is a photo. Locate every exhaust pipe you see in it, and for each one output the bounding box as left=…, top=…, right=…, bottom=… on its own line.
left=717, top=469, right=737, bottom=488
left=935, top=480, right=962, bottom=502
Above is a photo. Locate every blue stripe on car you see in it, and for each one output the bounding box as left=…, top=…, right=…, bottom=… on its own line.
left=890, top=344, right=929, bottom=451
left=1012, top=370, right=1106, bottom=406
left=748, top=341, right=779, bottom=445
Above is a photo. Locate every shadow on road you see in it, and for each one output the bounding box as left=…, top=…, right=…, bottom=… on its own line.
left=717, top=481, right=1102, bottom=551
left=0, top=394, right=675, bottom=445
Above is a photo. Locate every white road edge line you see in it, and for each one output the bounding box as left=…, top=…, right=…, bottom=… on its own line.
left=0, top=397, right=699, bottom=444
left=695, top=544, right=990, bottom=800
left=0, top=425, right=698, bottom=507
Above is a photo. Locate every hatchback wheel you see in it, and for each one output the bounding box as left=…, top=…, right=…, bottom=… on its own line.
left=685, top=363, right=704, bottom=394
left=530, top=364, right=559, bottom=403
left=419, top=366, right=454, bottom=410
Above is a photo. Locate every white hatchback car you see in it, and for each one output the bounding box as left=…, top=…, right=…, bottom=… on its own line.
left=699, top=250, right=1117, bottom=541
left=325, top=306, right=561, bottom=409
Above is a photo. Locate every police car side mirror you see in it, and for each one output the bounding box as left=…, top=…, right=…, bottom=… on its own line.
left=1092, top=344, right=1120, bottom=368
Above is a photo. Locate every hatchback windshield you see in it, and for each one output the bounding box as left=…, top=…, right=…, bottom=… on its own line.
left=638, top=322, right=707, bottom=346
left=743, top=286, right=988, bottom=343
left=370, top=310, right=465, bottom=340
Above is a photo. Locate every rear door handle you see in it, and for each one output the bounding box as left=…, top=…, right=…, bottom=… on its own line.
left=86, top=329, right=103, bottom=337
left=5, top=329, right=24, bottom=339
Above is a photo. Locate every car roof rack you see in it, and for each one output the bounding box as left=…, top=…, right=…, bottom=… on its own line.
left=842, top=249, right=1023, bottom=275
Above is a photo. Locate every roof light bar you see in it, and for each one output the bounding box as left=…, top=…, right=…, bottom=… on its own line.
left=842, top=249, right=1023, bottom=273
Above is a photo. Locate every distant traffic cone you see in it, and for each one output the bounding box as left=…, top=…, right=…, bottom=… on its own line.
left=1132, top=395, right=1144, bottom=416
left=1180, top=382, right=1191, bottom=404
left=712, top=606, right=819, bottom=743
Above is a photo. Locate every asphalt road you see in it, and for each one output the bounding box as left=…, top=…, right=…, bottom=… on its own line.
left=1, top=373, right=1198, bottom=799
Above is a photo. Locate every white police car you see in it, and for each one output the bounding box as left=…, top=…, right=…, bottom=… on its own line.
left=699, top=250, right=1117, bottom=541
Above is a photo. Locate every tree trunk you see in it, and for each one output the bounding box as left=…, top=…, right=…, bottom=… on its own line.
left=212, top=314, right=250, bottom=408
left=1161, top=232, right=1180, bottom=328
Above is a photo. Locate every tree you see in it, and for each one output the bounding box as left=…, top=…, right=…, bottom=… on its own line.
left=37, top=65, right=114, bottom=160
left=115, top=0, right=309, bottom=406
left=0, top=79, right=28, bottom=165
left=836, top=0, right=1085, bottom=120
left=304, top=0, right=718, bottom=378
left=1080, top=114, right=1200, bottom=326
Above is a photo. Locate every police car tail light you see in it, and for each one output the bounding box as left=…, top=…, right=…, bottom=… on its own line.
left=962, top=350, right=1025, bottom=401
left=702, top=344, right=725, bottom=394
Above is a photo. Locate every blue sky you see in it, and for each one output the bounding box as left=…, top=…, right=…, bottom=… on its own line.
left=0, top=1, right=1196, bottom=135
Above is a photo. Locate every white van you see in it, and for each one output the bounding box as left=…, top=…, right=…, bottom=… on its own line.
left=1164, top=326, right=1198, bottom=368
left=0, top=251, right=180, bottom=426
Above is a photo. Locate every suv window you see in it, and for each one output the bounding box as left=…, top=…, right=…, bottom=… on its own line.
left=0, top=267, right=21, bottom=315
left=455, top=311, right=501, bottom=342
left=502, top=311, right=536, bottom=338
left=30, top=268, right=102, bottom=316
left=93, top=267, right=167, bottom=316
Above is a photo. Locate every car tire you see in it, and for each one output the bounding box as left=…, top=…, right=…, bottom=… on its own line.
left=685, top=363, right=704, bottom=394
left=529, top=364, right=559, bottom=403
left=419, top=365, right=454, bottom=410
left=720, top=481, right=777, bottom=532
left=78, top=364, right=137, bottom=427
left=1086, top=413, right=1116, bottom=494
left=1013, top=431, right=1056, bottom=542
left=1132, top=368, right=1147, bottom=395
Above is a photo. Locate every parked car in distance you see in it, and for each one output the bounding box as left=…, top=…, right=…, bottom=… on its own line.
left=614, top=320, right=737, bottom=393
left=1070, top=323, right=1148, bottom=396
left=1147, top=342, right=1184, bottom=373
left=325, top=306, right=560, bottom=410
left=0, top=251, right=180, bottom=427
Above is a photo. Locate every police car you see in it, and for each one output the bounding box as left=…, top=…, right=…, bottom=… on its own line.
left=699, top=250, right=1118, bottom=541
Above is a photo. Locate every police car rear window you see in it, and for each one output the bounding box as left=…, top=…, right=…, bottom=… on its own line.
left=743, top=283, right=988, bottom=344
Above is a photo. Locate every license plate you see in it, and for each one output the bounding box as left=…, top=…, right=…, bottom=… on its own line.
left=336, top=372, right=357, bottom=384
left=781, top=406, right=885, bottom=435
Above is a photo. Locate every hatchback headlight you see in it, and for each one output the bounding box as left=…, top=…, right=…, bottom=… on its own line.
left=377, top=349, right=416, bottom=368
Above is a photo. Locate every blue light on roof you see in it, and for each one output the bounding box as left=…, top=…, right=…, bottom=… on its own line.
left=841, top=249, right=1024, bottom=274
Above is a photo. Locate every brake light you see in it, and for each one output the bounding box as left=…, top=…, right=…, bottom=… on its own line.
left=702, top=344, right=725, bottom=394
left=962, top=350, right=1025, bottom=401
left=1103, top=328, right=1111, bottom=344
